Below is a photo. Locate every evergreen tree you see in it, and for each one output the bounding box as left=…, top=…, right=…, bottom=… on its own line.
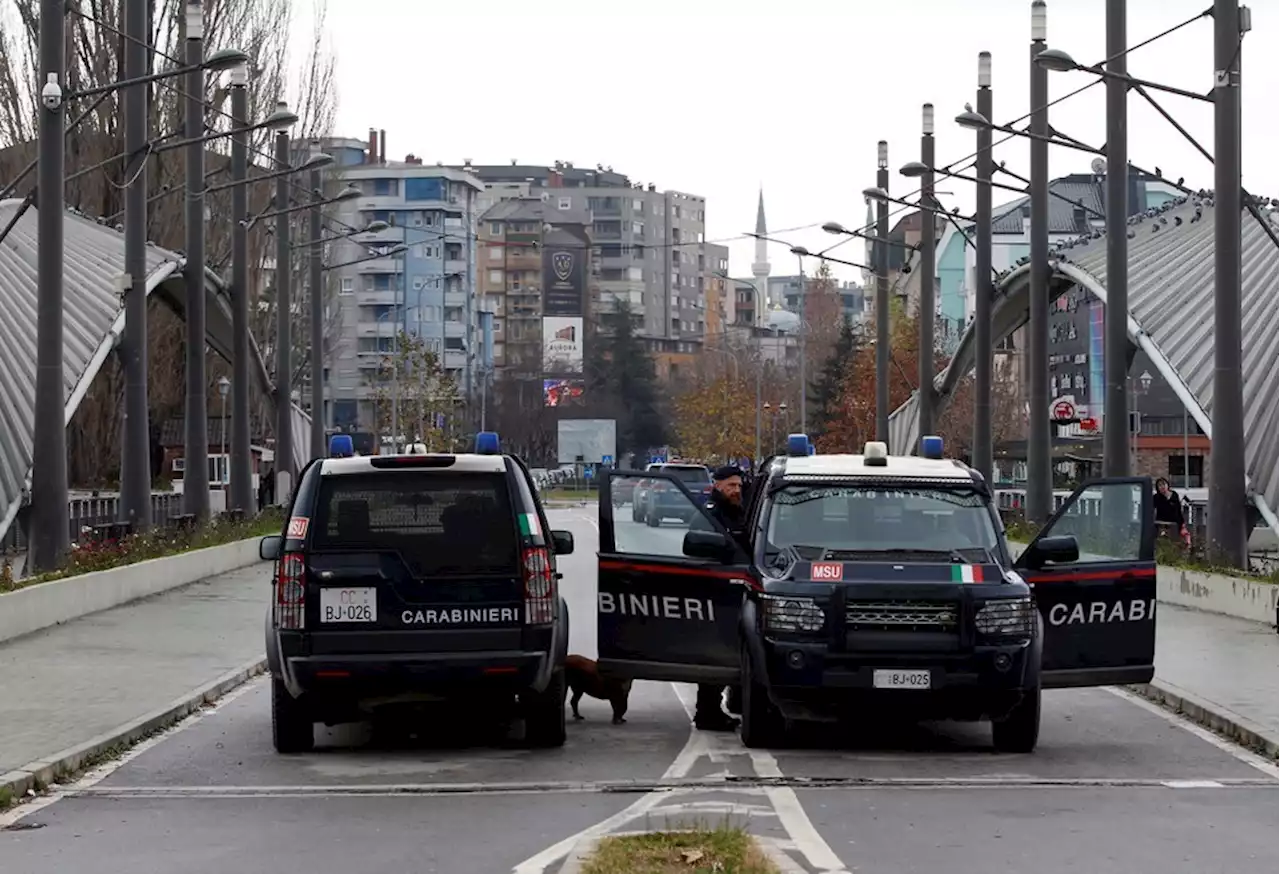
left=584, top=300, right=669, bottom=459
left=810, top=319, right=857, bottom=441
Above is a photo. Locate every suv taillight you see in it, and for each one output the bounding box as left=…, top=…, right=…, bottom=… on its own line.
left=522, top=546, right=555, bottom=625
left=275, top=552, right=306, bottom=629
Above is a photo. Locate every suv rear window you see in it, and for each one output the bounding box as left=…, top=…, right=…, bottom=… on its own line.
left=664, top=465, right=711, bottom=485
left=311, top=472, right=518, bottom=575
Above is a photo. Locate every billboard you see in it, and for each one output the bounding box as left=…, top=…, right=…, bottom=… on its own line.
left=543, top=379, right=585, bottom=407
left=557, top=419, right=617, bottom=464
left=542, top=316, right=584, bottom=374
left=542, top=246, right=586, bottom=316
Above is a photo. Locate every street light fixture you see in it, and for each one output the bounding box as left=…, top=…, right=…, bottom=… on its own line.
left=1034, top=47, right=1214, bottom=103
left=67, top=47, right=250, bottom=100
left=244, top=185, right=361, bottom=226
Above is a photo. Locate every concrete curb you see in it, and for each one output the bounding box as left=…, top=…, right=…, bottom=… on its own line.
left=0, top=536, right=263, bottom=644
left=0, top=656, right=267, bottom=807
left=1129, top=680, right=1279, bottom=760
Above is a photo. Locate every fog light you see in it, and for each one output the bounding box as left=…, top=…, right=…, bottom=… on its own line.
left=786, top=650, right=806, bottom=669
left=993, top=653, right=1012, bottom=672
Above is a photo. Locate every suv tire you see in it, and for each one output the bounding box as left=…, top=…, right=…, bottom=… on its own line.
left=272, top=676, right=315, bottom=754
left=645, top=508, right=661, bottom=527
left=991, top=684, right=1040, bottom=753
left=523, top=668, right=567, bottom=748
left=740, top=648, right=785, bottom=748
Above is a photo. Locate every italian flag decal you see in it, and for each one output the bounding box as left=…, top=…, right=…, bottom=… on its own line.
left=952, top=564, right=984, bottom=584
left=519, top=513, right=541, bottom=537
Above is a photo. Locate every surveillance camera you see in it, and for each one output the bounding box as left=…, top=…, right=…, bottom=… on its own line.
left=41, top=74, right=62, bottom=111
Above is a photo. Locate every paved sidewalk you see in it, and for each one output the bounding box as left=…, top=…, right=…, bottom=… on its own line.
left=1152, top=603, right=1278, bottom=749
left=0, top=564, right=266, bottom=776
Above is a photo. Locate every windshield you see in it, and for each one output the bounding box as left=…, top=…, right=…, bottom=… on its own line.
left=764, top=484, right=999, bottom=560
left=665, top=466, right=711, bottom=485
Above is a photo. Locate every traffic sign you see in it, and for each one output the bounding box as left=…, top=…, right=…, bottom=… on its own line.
left=602, top=454, right=614, bottom=465
left=1051, top=398, right=1076, bottom=422
left=1079, top=417, right=1098, bottom=432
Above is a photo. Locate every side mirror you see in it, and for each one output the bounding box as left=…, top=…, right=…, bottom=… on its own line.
left=1025, top=534, right=1078, bottom=569
left=551, top=529, right=574, bottom=555
left=683, top=529, right=733, bottom=562
left=259, top=534, right=282, bottom=561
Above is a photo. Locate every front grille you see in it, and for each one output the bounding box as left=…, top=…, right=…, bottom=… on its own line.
left=845, top=600, right=958, bottom=631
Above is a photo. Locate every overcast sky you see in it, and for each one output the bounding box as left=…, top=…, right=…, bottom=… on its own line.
left=290, top=0, right=1279, bottom=285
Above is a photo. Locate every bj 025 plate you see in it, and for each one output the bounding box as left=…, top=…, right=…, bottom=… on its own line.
left=872, top=669, right=932, bottom=689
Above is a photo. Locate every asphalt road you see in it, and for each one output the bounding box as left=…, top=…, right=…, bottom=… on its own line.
left=1, top=507, right=1275, bottom=874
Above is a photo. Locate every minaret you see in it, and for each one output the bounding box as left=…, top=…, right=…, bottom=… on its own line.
left=750, top=187, right=771, bottom=324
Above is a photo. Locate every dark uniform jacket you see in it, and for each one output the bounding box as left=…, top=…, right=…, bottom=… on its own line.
left=1153, top=490, right=1184, bottom=528
left=702, top=490, right=751, bottom=552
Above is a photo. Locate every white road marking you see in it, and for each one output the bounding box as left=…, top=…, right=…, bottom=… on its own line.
left=0, top=676, right=263, bottom=828
left=1103, top=686, right=1279, bottom=778
left=1162, top=780, right=1224, bottom=789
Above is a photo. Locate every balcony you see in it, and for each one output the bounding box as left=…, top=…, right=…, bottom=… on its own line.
left=357, top=290, right=401, bottom=306
left=356, top=320, right=401, bottom=337
left=443, top=291, right=468, bottom=308
left=443, top=350, right=466, bottom=371
left=355, top=257, right=402, bottom=273
left=444, top=258, right=468, bottom=275
left=503, top=249, right=541, bottom=270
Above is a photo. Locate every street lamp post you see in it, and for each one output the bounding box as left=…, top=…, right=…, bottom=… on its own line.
left=274, top=125, right=293, bottom=502
left=1209, top=0, right=1247, bottom=565
left=217, top=375, right=230, bottom=487
left=30, top=0, right=68, bottom=572
left=973, top=50, right=996, bottom=486
left=876, top=141, right=891, bottom=442
left=1027, top=0, right=1053, bottom=524
left=795, top=250, right=807, bottom=433
left=918, top=103, right=937, bottom=444
left=182, top=0, right=210, bottom=521
left=309, top=146, right=326, bottom=460
left=1102, top=0, right=1130, bottom=482
left=228, top=63, right=253, bottom=515
left=119, top=0, right=152, bottom=534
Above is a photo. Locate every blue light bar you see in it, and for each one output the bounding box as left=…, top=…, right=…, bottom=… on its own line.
left=786, top=433, right=810, bottom=457
left=328, top=434, right=353, bottom=458
left=920, top=435, right=944, bottom=459
left=475, top=431, right=500, bottom=455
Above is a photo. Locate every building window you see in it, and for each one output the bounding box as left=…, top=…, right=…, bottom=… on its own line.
left=1168, top=455, right=1205, bottom=488
left=488, top=269, right=503, bottom=284
left=489, top=247, right=503, bottom=262
left=493, top=318, right=503, bottom=333
left=558, top=196, right=572, bottom=210
left=372, top=178, right=399, bottom=196
left=339, top=277, right=354, bottom=295
left=490, top=222, right=502, bottom=236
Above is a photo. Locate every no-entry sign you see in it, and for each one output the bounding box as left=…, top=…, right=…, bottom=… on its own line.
left=1051, top=399, right=1076, bottom=421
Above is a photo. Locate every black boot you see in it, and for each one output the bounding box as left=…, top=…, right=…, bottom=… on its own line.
left=694, top=684, right=740, bottom=731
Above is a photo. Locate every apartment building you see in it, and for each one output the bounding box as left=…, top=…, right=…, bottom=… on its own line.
left=456, top=162, right=712, bottom=358
left=475, top=196, right=595, bottom=373
left=319, top=130, right=486, bottom=431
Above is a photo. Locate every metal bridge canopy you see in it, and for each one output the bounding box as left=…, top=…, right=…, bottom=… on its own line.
left=0, top=199, right=312, bottom=545
left=888, top=193, right=1280, bottom=533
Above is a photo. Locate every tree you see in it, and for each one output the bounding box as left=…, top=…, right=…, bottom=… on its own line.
left=672, top=373, right=756, bottom=463
left=0, top=0, right=337, bottom=486
left=809, top=319, right=857, bottom=445
left=801, top=261, right=844, bottom=432
left=366, top=331, right=459, bottom=451
left=584, top=300, right=668, bottom=460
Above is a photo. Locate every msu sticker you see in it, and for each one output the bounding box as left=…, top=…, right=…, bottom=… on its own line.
left=287, top=517, right=309, bottom=538
left=811, top=562, right=843, bottom=581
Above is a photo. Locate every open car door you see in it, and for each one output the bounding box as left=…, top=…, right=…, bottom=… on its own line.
left=1014, top=477, right=1157, bottom=688
left=597, top=470, right=754, bottom=684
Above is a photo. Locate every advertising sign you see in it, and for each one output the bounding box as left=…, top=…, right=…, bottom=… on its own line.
left=542, top=316, right=584, bottom=374
left=543, top=379, right=585, bottom=407
left=542, top=247, right=585, bottom=316
left=557, top=419, right=618, bottom=464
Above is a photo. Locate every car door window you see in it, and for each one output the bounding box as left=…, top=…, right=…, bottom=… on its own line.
left=609, top=473, right=707, bottom=558
left=1040, top=480, right=1144, bottom=563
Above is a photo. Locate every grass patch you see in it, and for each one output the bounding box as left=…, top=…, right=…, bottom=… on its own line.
left=0, top=509, right=284, bottom=593
left=581, top=827, right=778, bottom=874
left=541, top=487, right=598, bottom=501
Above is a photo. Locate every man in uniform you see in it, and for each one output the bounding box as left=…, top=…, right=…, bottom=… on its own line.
left=693, top=465, right=750, bottom=731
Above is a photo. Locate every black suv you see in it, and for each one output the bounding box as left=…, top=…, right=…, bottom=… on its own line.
left=260, top=434, right=573, bottom=753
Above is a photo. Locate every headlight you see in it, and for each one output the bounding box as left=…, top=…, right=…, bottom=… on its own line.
left=763, top=595, right=826, bottom=634
left=974, top=597, right=1037, bottom=638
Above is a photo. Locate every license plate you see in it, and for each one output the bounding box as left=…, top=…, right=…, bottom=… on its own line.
left=319, top=587, right=377, bottom=623
left=872, top=669, right=931, bottom=689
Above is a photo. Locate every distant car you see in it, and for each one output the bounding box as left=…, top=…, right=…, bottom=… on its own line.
left=261, top=432, right=572, bottom=753
left=639, top=463, right=713, bottom=527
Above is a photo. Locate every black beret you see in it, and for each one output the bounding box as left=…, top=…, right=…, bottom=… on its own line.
left=712, top=465, right=743, bottom=481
